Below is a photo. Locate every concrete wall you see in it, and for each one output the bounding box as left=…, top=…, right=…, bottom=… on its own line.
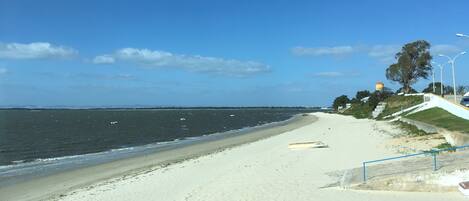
left=443, top=95, right=463, bottom=103
left=414, top=94, right=469, bottom=120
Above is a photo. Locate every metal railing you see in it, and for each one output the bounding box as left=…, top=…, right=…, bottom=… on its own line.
left=362, top=144, right=469, bottom=182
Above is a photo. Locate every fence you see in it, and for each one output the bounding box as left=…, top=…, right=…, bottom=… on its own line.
left=362, top=144, right=469, bottom=182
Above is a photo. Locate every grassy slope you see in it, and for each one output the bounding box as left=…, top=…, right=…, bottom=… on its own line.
left=342, top=103, right=373, bottom=119
left=343, top=95, right=423, bottom=119
left=406, top=107, right=469, bottom=133
left=378, top=95, right=423, bottom=119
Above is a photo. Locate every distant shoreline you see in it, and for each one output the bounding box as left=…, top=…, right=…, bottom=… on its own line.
left=0, top=114, right=317, bottom=201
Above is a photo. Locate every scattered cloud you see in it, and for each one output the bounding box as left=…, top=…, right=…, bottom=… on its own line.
left=0, top=42, right=77, bottom=59
left=367, top=45, right=400, bottom=63
left=293, top=43, right=464, bottom=63
left=94, top=48, right=270, bottom=76
left=92, top=55, right=115, bottom=64
left=0, top=68, right=7, bottom=75
left=69, top=73, right=137, bottom=81
left=291, top=46, right=354, bottom=56
left=34, top=72, right=137, bottom=81
left=312, top=71, right=360, bottom=78
left=430, top=44, right=462, bottom=55
left=314, top=72, right=344, bottom=77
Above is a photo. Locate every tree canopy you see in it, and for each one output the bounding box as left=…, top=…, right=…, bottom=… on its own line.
left=355, top=90, right=371, bottom=100
left=385, top=40, right=433, bottom=94
left=422, top=82, right=443, bottom=95
left=332, top=95, right=349, bottom=110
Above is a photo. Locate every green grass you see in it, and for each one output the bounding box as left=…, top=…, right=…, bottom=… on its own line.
left=392, top=121, right=428, bottom=136
left=377, top=95, right=423, bottom=119
left=406, top=108, right=469, bottom=134
left=342, top=103, right=373, bottom=119
left=435, top=142, right=455, bottom=150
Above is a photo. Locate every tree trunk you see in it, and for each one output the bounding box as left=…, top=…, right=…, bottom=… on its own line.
left=404, top=84, right=410, bottom=94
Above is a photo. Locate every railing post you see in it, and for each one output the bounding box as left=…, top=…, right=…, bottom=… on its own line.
left=363, top=162, right=366, bottom=182
left=432, top=151, right=437, bottom=171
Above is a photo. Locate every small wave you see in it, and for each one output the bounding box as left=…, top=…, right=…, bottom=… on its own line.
left=12, top=160, right=25, bottom=164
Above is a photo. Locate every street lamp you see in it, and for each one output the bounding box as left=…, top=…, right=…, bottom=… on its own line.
left=428, top=62, right=436, bottom=93
left=432, top=61, right=445, bottom=96
left=439, top=51, right=466, bottom=103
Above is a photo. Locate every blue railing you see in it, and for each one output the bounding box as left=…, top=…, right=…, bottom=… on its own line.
left=362, top=144, right=469, bottom=182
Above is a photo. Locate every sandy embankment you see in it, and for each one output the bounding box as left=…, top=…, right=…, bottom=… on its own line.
left=47, top=112, right=464, bottom=201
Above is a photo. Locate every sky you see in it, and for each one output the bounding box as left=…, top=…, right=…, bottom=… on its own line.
left=1, top=0, right=469, bottom=107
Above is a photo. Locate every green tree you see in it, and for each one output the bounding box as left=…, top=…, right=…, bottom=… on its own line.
left=456, top=85, right=467, bottom=95
left=332, top=95, right=350, bottom=110
left=422, top=82, right=443, bottom=95
left=350, top=90, right=371, bottom=104
left=385, top=40, right=433, bottom=94
left=368, top=91, right=392, bottom=109
left=355, top=90, right=371, bottom=100
left=444, top=85, right=454, bottom=95
left=396, top=87, right=417, bottom=94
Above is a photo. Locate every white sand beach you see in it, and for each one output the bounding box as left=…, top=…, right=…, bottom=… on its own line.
left=50, top=112, right=464, bottom=201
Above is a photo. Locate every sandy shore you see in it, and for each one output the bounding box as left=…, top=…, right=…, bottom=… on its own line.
left=0, top=114, right=315, bottom=201
left=4, top=113, right=465, bottom=201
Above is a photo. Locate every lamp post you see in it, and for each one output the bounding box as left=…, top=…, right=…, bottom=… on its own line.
left=432, top=61, right=445, bottom=96
left=432, top=69, right=436, bottom=93
left=439, top=51, right=466, bottom=103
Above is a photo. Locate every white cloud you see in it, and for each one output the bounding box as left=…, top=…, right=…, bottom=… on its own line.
left=430, top=44, right=462, bottom=55
left=95, top=48, right=270, bottom=76
left=0, top=68, right=7, bottom=75
left=69, top=73, right=137, bottom=81
left=293, top=43, right=463, bottom=64
left=291, top=46, right=354, bottom=56
left=0, top=42, right=77, bottom=59
left=92, top=55, right=115, bottom=64
left=367, top=45, right=400, bottom=58
left=313, top=71, right=360, bottom=78
left=314, top=72, right=344, bottom=77
left=367, top=45, right=400, bottom=63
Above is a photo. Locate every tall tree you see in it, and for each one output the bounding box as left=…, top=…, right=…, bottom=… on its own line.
left=332, top=95, right=349, bottom=110
left=355, top=90, right=371, bottom=100
left=422, top=82, right=443, bottom=95
left=385, top=40, right=433, bottom=94
left=457, top=85, right=468, bottom=95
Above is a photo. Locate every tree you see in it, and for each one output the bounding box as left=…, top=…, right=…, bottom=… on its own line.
left=355, top=90, right=371, bottom=100
left=444, top=85, right=454, bottom=95
left=385, top=40, right=433, bottom=94
left=350, top=90, right=371, bottom=103
left=332, top=95, right=350, bottom=110
left=396, top=87, right=417, bottom=94
left=422, top=82, right=443, bottom=95
left=456, top=85, right=468, bottom=95
left=368, top=90, right=392, bottom=109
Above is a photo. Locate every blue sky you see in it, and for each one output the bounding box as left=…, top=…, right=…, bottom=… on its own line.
left=1, top=0, right=469, bottom=107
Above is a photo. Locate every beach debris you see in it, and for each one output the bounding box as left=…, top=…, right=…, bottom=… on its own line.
left=288, top=141, right=328, bottom=150
left=110, top=121, right=118, bottom=125
left=180, top=118, right=186, bottom=121
left=229, top=114, right=235, bottom=117
left=459, top=181, right=469, bottom=196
